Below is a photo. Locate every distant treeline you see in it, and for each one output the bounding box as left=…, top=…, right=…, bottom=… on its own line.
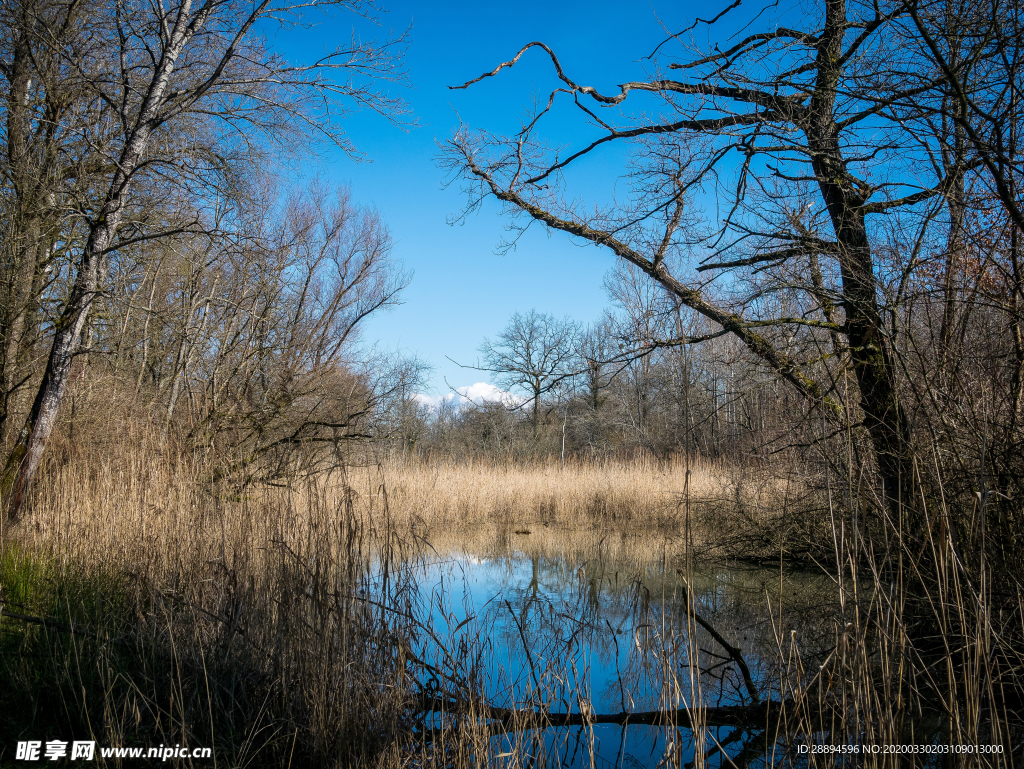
left=379, top=299, right=799, bottom=465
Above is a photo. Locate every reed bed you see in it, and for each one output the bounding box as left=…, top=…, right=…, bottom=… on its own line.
left=0, top=433, right=426, bottom=767
left=772, top=495, right=1024, bottom=768
left=1, top=434, right=743, bottom=768
left=353, top=455, right=737, bottom=531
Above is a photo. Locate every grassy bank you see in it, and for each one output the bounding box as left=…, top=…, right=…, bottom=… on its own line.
left=0, top=437, right=422, bottom=767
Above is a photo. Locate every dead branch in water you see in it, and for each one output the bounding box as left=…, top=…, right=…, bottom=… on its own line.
left=414, top=691, right=784, bottom=731
left=677, top=572, right=760, bottom=705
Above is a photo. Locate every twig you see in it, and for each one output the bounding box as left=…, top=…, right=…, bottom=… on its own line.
left=0, top=607, right=124, bottom=645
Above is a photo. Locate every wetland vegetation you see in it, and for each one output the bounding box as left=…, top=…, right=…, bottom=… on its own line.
left=3, top=0, right=1024, bottom=765
left=1, top=431, right=1021, bottom=766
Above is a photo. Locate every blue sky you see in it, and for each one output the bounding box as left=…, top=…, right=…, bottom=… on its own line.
left=274, top=0, right=703, bottom=400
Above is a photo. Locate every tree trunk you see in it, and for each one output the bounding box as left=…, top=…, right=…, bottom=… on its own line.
left=3, top=6, right=193, bottom=520
left=1, top=1, right=44, bottom=446
left=807, top=0, right=913, bottom=516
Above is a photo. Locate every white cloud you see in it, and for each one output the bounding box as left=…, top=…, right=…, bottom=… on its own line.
left=412, top=382, right=525, bottom=412
left=455, top=382, right=523, bottom=406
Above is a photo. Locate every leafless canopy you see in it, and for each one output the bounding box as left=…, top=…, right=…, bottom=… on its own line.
left=1, top=0, right=411, bottom=516
left=442, top=0, right=1024, bottom=519
left=477, top=309, right=580, bottom=429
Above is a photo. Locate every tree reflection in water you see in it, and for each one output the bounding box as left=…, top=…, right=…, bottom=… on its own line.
left=406, top=531, right=834, bottom=767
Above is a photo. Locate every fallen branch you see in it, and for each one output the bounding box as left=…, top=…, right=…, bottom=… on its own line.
left=414, top=691, right=784, bottom=731
left=677, top=574, right=760, bottom=705
left=0, top=607, right=124, bottom=645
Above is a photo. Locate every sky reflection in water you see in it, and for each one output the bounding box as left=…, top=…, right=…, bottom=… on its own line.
left=407, top=536, right=830, bottom=768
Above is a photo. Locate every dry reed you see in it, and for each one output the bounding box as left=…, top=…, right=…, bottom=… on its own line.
left=1, top=427, right=1020, bottom=768
left=1, top=429, right=424, bottom=767
left=352, top=455, right=735, bottom=532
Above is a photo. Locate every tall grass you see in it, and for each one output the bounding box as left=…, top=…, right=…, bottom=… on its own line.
left=772, top=483, right=1024, bottom=768
left=0, top=429, right=424, bottom=767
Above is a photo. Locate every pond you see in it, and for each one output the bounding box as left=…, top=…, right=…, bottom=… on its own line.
left=391, top=526, right=837, bottom=768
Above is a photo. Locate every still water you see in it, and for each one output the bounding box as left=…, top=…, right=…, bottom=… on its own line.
left=396, top=528, right=833, bottom=768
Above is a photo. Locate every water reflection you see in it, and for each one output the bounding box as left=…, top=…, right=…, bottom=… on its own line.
left=406, top=528, right=835, bottom=768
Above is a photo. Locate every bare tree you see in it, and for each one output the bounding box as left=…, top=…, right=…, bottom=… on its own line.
left=0, top=0, right=101, bottom=447
left=604, top=260, right=676, bottom=451
left=903, top=0, right=1024, bottom=234
left=441, top=0, right=1015, bottom=523
left=105, top=181, right=409, bottom=482
left=576, top=316, right=616, bottom=414
left=1, top=0, right=408, bottom=519
left=367, top=351, right=432, bottom=458
left=478, top=309, right=580, bottom=434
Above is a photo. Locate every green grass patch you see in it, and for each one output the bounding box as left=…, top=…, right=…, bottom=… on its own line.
left=0, top=543, right=138, bottom=761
